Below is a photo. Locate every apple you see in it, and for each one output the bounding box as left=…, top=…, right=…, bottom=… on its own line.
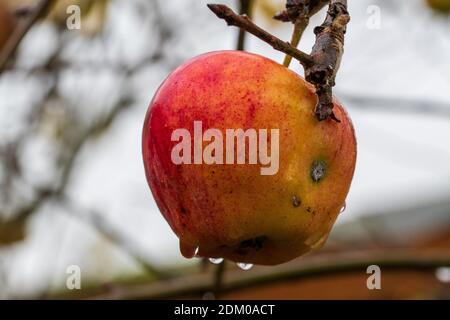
left=0, top=3, right=15, bottom=50
left=142, top=51, right=356, bottom=265
left=426, top=0, right=450, bottom=12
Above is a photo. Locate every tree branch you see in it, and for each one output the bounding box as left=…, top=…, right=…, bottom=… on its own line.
left=275, top=0, right=329, bottom=67
left=73, top=250, right=450, bottom=299
left=57, top=194, right=171, bottom=280
left=207, top=1, right=350, bottom=122
left=207, top=4, right=313, bottom=68
left=0, top=0, right=175, bottom=288
left=306, top=0, right=349, bottom=121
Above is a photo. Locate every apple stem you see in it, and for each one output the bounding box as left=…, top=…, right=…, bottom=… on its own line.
left=207, top=1, right=350, bottom=122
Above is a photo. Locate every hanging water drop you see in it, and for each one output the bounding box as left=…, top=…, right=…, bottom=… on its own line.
left=179, top=240, right=199, bottom=259
left=194, top=246, right=200, bottom=256
left=236, top=262, right=254, bottom=271
left=339, top=202, right=347, bottom=214
left=209, top=257, right=224, bottom=264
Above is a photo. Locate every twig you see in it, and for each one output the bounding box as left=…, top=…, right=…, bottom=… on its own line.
left=0, top=0, right=53, bottom=72
left=207, top=4, right=313, bottom=68
left=74, top=249, right=450, bottom=299
left=275, top=0, right=329, bottom=67
left=306, top=0, right=349, bottom=121
left=283, top=20, right=308, bottom=67
left=207, top=1, right=350, bottom=122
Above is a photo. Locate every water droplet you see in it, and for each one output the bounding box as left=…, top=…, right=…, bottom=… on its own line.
left=340, top=202, right=347, bottom=214
left=236, top=262, right=253, bottom=271
left=435, top=267, right=450, bottom=283
left=179, top=240, right=199, bottom=259
left=209, top=257, right=224, bottom=264
left=292, top=195, right=301, bottom=207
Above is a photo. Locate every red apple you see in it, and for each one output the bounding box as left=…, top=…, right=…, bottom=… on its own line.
left=142, top=51, right=356, bottom=265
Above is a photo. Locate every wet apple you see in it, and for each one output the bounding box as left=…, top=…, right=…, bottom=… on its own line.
left=142, top=51, right=356, bottom=265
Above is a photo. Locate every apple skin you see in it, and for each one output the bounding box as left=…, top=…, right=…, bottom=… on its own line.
left=0, top=3, right=15, bottom=50
left=426, top=0, right=450, bottom=12
left=142, top=51, right=356, bottom=265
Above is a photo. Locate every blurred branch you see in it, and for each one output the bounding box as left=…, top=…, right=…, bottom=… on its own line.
left=213, top=260, right=226, bottom=297
left=57, top=194, right=171, bottom=280
left=0, top=216, right=26, bottom=244
left=338, top=93, right=450, bottom=118
left=0, top=1, right=175, bottom=286
left=2, top=96, right=131, bottom=211
left=236, top=0, right=254, bottom=50
left=79, top=249, right=450, bottom=299
left=0, top=0, right=54, bottom=72
left=0, top=93, right=170, bottom=279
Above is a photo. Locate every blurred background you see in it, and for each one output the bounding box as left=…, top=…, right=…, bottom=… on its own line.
left=1, top=0, right=450, bottom=299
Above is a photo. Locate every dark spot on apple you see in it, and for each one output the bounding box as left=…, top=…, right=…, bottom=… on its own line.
left=311, top=160, right=327, bottom=182
left=292, top=195, right=301, bottom=207
left=235, top=235, right=267, bottom=255
left=180, top=207, right=187, bottom=214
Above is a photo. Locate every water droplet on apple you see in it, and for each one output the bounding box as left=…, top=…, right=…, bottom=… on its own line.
left=179, top=240, right=199, bottom=259
left=236, top=262, right=253, bottom=271
left=209, top=257, right=224, bottom=264
left=292, top=195, right=301, bottom=207
left=339, top=202, right=347, bottom=214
